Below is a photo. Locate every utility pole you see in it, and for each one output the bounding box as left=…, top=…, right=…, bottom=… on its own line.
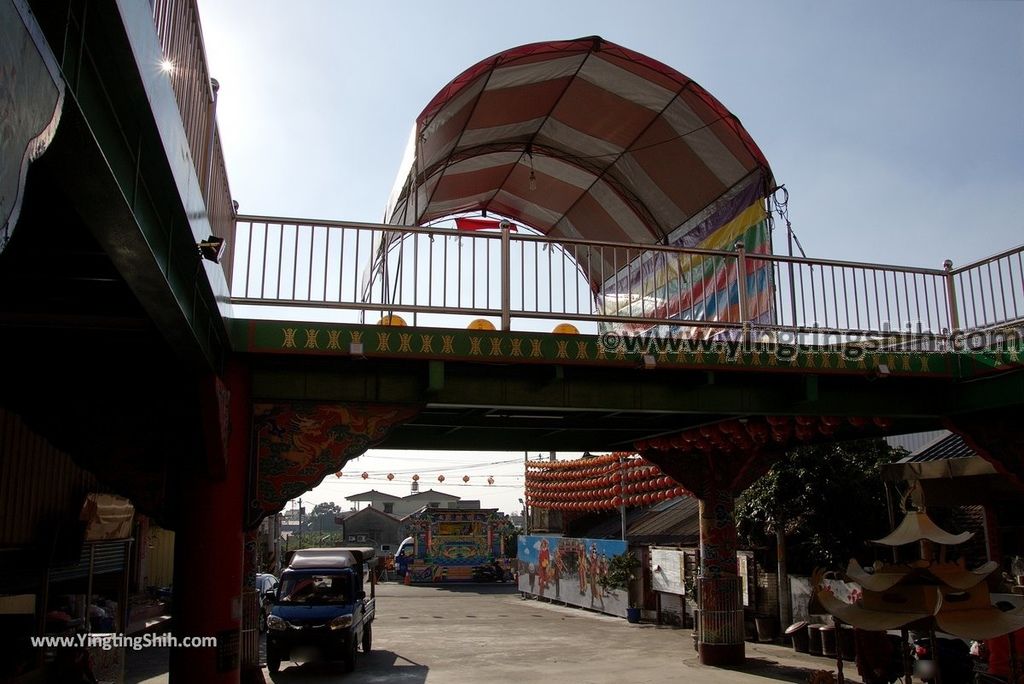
left=298, top=498, right=304, bottom=549
left=523, top=452, right=530, bottom=535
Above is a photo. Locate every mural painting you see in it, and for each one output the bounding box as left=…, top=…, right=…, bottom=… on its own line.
left=517, top=536, right=628, bottom=618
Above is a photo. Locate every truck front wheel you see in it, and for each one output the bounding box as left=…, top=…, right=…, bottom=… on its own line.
left=266, top=650, right=281, bottom=673
left=342, top=638, right=357, bottom=672
left=362, top=624, right=372, bottom=653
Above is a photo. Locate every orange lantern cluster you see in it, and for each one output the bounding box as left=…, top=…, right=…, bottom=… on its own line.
left=524, top=452, right=686, bottom=511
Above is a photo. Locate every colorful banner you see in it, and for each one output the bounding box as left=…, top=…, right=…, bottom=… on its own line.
left=517, top=535, right=628, bottom=618
left=598, top=201, right=774, bottom=338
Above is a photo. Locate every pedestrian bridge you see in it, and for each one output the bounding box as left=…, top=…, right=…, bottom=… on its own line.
left=223, top=214, right=1024, bottom=456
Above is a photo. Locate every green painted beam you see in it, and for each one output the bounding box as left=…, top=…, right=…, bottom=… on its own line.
left=231, top=320, right=973, bottom=377
left=427, top=361, right=445, bottom=393
left=233, top=319, right=1023, bottom=451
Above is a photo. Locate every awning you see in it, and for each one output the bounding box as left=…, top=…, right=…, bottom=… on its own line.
left=385, top=36, right=774, bottom=258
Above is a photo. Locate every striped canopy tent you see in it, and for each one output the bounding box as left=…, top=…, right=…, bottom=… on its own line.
left=383, top=37, right=777, bottom=328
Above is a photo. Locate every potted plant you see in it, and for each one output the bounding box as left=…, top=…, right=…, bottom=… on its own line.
left=600, top=551, right=642, bottom=622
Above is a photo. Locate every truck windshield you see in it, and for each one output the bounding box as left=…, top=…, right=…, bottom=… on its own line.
left=278, top=572, right=352, bottom=605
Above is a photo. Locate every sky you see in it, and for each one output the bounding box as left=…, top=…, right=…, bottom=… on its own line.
left=196, top=1, right=1024, bottom=515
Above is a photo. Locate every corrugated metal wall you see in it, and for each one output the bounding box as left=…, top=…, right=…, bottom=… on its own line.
left=145, top=526, right=175, bottom=587
left=48, top=540, right=131, bottom=582
left=885, top=430, right=949, bottom=454
left=0, top=408, right=99, bottom=547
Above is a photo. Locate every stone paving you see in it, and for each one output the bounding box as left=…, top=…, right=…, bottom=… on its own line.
left=127, top=581, right=864, bottom=683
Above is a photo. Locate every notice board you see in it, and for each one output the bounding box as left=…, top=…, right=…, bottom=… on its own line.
left=649, top=547, right=687, bottom=595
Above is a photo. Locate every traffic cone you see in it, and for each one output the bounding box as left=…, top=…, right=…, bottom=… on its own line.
left=404, top=571, right=411, bottom=586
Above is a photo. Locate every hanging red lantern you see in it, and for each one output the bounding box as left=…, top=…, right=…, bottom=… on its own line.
left=438, top=474, right=445, bottom=483
left=386, top=473, right=394, bottom=481
left=487, top=476, right=494, bottom=485
left=361, top=472, right=369, bottom=480
left=462, top=475, right=470, bottom=483
left=334, top=471, right=343, bottom=478
left=412, top=474, right=420, bottom=481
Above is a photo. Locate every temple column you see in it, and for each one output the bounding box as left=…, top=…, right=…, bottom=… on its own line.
left=170, top=360, right=250, bottom=684
left=697, top=484, right=744, bottom=665
left=643, top=446, right=779, bottom=668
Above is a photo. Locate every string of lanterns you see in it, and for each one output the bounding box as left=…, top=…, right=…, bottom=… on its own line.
left=524, top=452, right=687, bottom=511
left=333, top=471, right=496, bottom=485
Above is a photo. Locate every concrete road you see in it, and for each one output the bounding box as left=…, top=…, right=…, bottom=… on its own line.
left=259, top=582, right=860, bottom=684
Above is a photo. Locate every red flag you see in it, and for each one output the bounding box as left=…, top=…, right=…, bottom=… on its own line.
left=455, top=217, right=517, bottom=232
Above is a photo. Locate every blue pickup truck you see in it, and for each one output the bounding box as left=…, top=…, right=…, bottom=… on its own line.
left=265, top=547, right=376, bottom=673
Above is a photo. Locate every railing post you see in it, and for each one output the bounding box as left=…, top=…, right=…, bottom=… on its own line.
left=943, top=259, right=960, bottom=335
left=735, top=240, right=750, bottom=342
left=501, top=221, right=511, bottom=331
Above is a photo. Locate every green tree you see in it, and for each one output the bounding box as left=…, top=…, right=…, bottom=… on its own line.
left=305, top=501, right=342, bottom=534
left=737, top=438, right=902, bottom=575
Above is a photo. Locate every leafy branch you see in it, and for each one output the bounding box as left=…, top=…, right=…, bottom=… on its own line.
left=599, top=551, right=641, bottom=592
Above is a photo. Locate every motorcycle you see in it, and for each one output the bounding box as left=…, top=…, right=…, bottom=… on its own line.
left=472, top=564, right=508, bottom=583
left=912, top=637, right=973, bottom=684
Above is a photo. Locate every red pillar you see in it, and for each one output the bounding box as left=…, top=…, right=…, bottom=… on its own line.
left=170, top=360, right=250, bottom=683
left=697, top=485, right=745, bottom=666
left=643, top=447, right=773, bottom=668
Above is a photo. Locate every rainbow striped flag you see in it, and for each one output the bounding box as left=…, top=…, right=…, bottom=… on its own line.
left=598, top=201, right=774, bottom=338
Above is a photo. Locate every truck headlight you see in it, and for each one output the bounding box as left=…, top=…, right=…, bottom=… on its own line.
left=266, top=615, right=287, bottom=631
left=329, top=614, right=353, bottom=631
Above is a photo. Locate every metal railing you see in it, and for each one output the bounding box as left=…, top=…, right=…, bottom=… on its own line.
left=949, top=245, right=1024, bottom=332
left=240, top=588, right=259, bottom=668
left=151, top=0, right=236, bottom=283
left=230, top=214, right=1024, bottom=344
left=764, top=253, right=952, bottom=339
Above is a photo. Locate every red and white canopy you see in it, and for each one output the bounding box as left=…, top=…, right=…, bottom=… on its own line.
left=385, top=36, right=774, bottom=247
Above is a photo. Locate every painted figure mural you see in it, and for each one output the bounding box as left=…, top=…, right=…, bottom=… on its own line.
left=517, top=536, right=628, bottom=618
